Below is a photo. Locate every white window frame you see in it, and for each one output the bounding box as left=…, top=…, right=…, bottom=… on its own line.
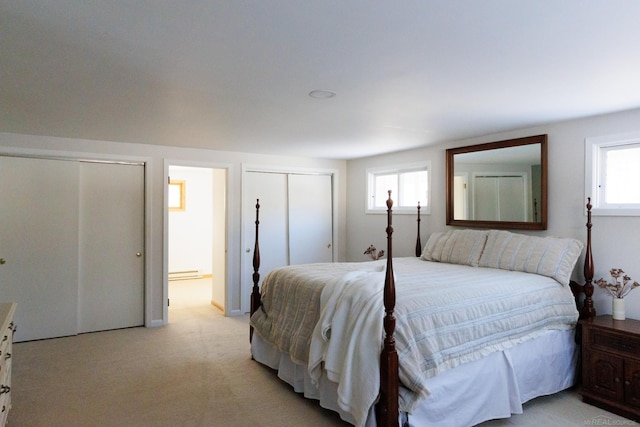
left=585, top=132, right=640, bottom=216
left=366, top=161, right=431, bottom=214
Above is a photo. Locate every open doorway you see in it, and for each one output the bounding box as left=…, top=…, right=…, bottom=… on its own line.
left=167, top=165, right=226, bottom=321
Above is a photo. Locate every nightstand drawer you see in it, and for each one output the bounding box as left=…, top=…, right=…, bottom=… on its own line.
left=591, top=329, right=640, bottom=356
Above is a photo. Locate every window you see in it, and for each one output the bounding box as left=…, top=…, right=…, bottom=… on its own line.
left=168, top=180, right=186, bottom=211
left=366, top=162, right=430, bottom=214
left=585, top=132, right=640, bottom=216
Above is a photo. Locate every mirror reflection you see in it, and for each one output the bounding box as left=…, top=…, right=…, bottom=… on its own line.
left=446, top=135, right=547, bottom=230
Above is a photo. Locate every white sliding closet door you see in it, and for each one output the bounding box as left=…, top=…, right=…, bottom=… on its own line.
left=78, top=162, right=145, bottom=333
left=0, top=156, right=145, bottom=342
left=473, top=175, right=526, bottom=221
left=288, top=174, right=333, bottom=265
left=243, top=172, right=288, bottom=285
left=0, top=156, right=80, bottom=342
left=242, top=171, right=333, bottom=313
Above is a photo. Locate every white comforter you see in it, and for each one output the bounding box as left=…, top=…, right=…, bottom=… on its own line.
left=251, top=257, right=579, bottom=427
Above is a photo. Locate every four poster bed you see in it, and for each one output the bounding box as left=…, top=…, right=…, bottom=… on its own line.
left=249, top=195, right=596, bottom=427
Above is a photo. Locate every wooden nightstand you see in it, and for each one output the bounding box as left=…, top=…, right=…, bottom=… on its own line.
left=580, top=315, right=640, bottom=421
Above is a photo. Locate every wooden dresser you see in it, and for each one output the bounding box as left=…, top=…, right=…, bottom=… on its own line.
left=580, top=315, right=640, bottom=421
left=0, top=303, right=16, bottom=427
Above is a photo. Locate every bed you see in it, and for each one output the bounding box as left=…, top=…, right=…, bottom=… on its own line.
left=249, top=195, right=596, bottom=427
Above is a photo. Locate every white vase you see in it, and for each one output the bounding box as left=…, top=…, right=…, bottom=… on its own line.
left=612, top=297, right=626, bottom=320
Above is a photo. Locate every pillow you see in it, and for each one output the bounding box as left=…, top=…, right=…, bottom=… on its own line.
left=420, top=230, right=452, bottom=261
left=438, top=229, right=489, bottom=267
left=478, top=230, right=584, bottom=286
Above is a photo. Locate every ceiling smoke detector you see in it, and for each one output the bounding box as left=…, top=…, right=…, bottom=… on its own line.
left=309, top=90, right=336, bottom=99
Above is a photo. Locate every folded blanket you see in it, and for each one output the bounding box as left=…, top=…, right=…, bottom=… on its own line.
left=308, top=270, right=385, bottom=427
left=250, top=260, right=384, bottom=365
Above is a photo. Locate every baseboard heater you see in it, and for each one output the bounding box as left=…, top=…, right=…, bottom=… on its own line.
left=168, top=270, right=202, bottom=281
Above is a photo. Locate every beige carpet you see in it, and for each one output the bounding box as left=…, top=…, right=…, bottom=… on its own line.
left=8, top=279, right=631, bottom=426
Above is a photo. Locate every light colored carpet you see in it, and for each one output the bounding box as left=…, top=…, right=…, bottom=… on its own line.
left=7, top=279, right=632, bottom=426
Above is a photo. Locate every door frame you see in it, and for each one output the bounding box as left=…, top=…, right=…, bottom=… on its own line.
left=163, top=159, right=232, bottom=320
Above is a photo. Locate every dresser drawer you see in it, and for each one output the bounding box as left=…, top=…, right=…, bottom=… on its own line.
left=591, top=328, right=640, bottom=356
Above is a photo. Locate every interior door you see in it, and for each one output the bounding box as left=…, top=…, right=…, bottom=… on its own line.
left=242, top=171, right=333, bottom=313
left=473, top=175, right=526, bottom=221
left=243, top=172, right=288, bottom=285
left=0, top=156, right=80, bottom=342
left=78, top=162, right=145, bottom=333
left=498, top=176, right=526, bottom=221
left=288, top=174, right=333, bottom=265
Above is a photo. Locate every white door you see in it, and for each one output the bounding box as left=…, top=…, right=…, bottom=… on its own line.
left=243, top=172, right=288, bottom=286
left=78, top=162, right=145, bottom=333
left=474, top=175, right=526, bottom=221
left=242, top=171, right=333, bottom=313
left=498, top=176, right=526, bottom=222
left=288, top=174, right=333, bottom=264
left=0, top=156, right=80, bottom=342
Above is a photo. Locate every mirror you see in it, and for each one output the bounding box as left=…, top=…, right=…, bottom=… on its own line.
left=446, top=134, right=547, bottom=230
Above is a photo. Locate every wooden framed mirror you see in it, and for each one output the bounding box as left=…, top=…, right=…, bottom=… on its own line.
left=446, top=134, right=547, bottom=230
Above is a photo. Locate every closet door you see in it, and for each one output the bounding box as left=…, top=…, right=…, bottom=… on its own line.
left=242, top=171, right=333, bottom=313
left=78, top=162, right=145, bottom=333
left=473, top=175, right=526, bottom=221
left=0, top=156, right=80, bottom=342
left=243, top=172, right=288, bottom=286
left=498, top=176, right=526, bottom=221
left=288, top=174, right=333, bottom=264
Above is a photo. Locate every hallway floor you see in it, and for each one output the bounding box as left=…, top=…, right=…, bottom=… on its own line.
left=168, top=277, right=223, bottom=321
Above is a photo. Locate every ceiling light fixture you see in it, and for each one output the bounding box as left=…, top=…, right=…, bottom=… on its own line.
left=309, top=90, right=336, bottom=99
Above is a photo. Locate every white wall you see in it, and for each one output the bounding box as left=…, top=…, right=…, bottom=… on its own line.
left=346, top=107, right=640, bottom=320
left=0, top=132, right=347, bottom=325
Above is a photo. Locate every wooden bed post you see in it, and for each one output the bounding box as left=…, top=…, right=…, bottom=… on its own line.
left=415, top=202, right=422, bottom=257
left=377, top=191, right=399, bottom=427
left=250, top=199, right=261, bottom=343
left=581, top=197, right=596, bottom=319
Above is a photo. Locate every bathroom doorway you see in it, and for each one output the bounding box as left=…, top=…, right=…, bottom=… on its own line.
left=167, top=165, right=226, bottom=321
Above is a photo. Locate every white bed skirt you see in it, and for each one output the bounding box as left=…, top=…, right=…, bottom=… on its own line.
left=251, top=328, right=578, bottom=426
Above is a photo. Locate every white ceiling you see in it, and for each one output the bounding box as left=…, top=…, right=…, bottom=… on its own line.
left=2, top=1, right=640, bottom=160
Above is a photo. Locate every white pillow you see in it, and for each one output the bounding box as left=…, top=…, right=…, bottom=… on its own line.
left=478, top=230, right=584, bottom=286
left=438, top=229, right=489, bottom=267
left=420, top=231, right=452, bottom=261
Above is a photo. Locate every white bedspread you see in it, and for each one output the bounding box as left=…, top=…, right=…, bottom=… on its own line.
left=251, top=257, right=579, bottom=427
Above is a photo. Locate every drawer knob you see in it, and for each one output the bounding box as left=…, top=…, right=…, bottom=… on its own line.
left=4, top=352, right=10, bottom=360
left=615, top=377, right=621, bottom=383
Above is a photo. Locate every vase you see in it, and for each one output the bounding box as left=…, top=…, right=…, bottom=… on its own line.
left=612, top=297, right=626, bottom=320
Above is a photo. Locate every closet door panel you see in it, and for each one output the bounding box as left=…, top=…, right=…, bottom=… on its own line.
left=498, top=176, right=526, bottom=221
left=243, top=172, right=288, bottom=276
left=473, top=177, right=498, bottom=221
left=288, top=174, right=333, bottom=265
left=242, top=171, right=333, bottom=314
left=0, top=156, right=80, bottom=342
left=78, top=162, right=145, bottom=333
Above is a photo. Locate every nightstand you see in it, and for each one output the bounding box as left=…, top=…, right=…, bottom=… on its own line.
left=580, top=315, right=640, bottom=421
